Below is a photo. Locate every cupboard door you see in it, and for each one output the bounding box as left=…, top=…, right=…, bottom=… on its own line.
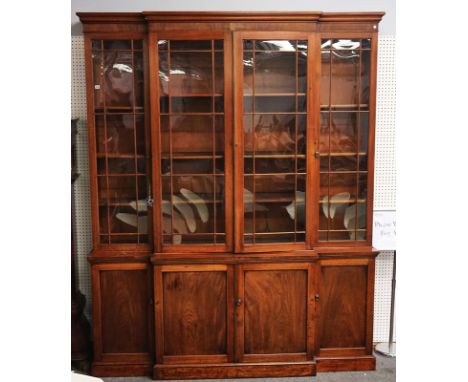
left=236, top=263, right=315, bottom=362
left=90, top=38, right=151, bottom=246
left=154, top=264, right=234, bottom=364
left=233, top=32, right=316, bottom=251
left=317, top=258, right=375, bottom=356
left=153, top=34, right=233, bottom=251
left=318, top=38, right=374, bottom=243
left=92, top=263, right=152, bottom=363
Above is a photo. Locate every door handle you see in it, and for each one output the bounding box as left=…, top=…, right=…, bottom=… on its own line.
left=235, top=298, right=242, bottom=307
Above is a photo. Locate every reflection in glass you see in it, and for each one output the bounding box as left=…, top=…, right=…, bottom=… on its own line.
left=158, top=39, right=226, bottom=245
left=242, top=38, right=308, bottom=244
left=319, top=38, right=371, bottom=242
left=92, top=39, right=149, bottom=244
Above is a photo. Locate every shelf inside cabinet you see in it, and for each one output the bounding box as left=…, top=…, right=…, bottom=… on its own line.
left=320, top=152, right=367, bottom=157
left=97, top=153, right=147, bottom=159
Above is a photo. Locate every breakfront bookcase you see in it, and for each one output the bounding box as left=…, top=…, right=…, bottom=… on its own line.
left=77, top=11, right=384, bottom=379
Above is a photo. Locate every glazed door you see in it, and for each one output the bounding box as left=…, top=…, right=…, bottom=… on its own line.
left=89, top=38, right=152, bottom=248
left=235, top=263, right=316, bottom=362
left=150, top=32, right=233, bottom=252
left=318, top=37, right=375, bottom=244
left=233, top=32, right=318, bottom=252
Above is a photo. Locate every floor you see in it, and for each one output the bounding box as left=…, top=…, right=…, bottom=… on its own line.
left=102, top=352, right=395, bottom=382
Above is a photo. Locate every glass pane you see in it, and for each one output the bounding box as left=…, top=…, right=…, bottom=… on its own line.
left=330, top=112, right=358, bottom=153
left=104, top=40, right=131, bottom=50
left=255, top=52, right=296, bottom=93
left=171, top=40, right=212, bottom=50
left=103, top=50, right=134, bottom=107
left=255, top=40, right=296, bottom=51
left=361, top=50, right=371, bottom=109
left=92, top=39, right=149, bottom=244
left=243, top=39, right=307, bottom=244
left=331, top=49, right=359, bottom=107
left=320, top=49, right=330, bottom=107
left=158, top=39, right=226, bottom=245
left=331, top=39, right=360, bottom=50
left=170, top=52, right=212, bottom=94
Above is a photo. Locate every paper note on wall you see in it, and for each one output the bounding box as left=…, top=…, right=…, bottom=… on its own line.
left=372, top=210, right=396, bottom=250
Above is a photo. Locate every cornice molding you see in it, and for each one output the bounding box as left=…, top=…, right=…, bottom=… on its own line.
left=77, top=11, right=385, bottom=25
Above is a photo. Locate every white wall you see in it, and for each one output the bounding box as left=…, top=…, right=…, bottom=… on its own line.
left=71, top=0, right=395, bottom=35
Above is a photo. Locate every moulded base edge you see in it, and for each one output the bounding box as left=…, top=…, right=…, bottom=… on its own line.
left=92, top=362, right=152, bottom=377
left=154, top=361, right=316, bottom=380
left=316, top=355, right=376, bottom=372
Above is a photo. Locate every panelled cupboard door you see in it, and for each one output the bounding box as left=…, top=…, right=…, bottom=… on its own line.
left=233, top=32, right=320, bottom=252
left=91, top=263, right=153, bottom=364
left=149, top=32, right=233, bottom=252
left=316, top=258, right=375, bottom=357
left=154, top=264, right=234, bottom=364
left=235, top=263, right=316, bottom=362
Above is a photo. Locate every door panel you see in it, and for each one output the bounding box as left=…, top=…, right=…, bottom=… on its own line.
left=317, top=258, right=374, bottom=356
left=155, top=264, right=234, bottom=363
left=236, top=263, right=315, bottom=362
left=153, top=32, right=233, bottom=252
left=92, top=263, right=152, bottom=363
left=233, top=31, right=317, bottom=252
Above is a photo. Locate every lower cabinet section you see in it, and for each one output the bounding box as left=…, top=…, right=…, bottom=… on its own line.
left=90, top=263, right=153, bottom=376
left=316, top=257, right=376, bottom=372
left=89, top=253, right=377, bottom=378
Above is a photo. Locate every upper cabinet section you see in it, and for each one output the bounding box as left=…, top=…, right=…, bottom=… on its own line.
left=78, top=12, right=384, bottom=254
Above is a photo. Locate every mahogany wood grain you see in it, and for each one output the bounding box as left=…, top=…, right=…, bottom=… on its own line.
left=318, top=260, right=368, bottom=351
left=155, top=264, right=233, bottom=361
left=92, top=362, right=152, bottom=377
left=154, top=361, right=316, bottom=379
left=77, top=11, right=385, bottom=379
left=91, top=263, right=153, bottom=373
left=236, top=263, right=314, bottom=363
left=316, top=355, right=375, bottom=372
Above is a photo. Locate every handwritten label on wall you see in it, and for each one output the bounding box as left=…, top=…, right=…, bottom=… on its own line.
left=373, top=210, right=396, bottom=250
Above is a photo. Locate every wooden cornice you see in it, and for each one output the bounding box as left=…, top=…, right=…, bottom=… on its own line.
left=77, top=11, right=385, bottom=25
left=77, top=12, right=144, bottom=24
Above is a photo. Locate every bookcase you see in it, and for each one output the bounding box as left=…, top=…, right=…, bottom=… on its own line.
left=78, top=11, right=384, bottom=379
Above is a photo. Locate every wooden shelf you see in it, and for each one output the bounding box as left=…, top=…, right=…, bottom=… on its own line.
left=244, top=93, right=306, bottom=97
left=320, top=152, right=367, bottom=157
left=319, top=198, right=366, bottom=204
left=320, top=104, right=369, bottom=109
left=162, top=152, right=224, bottom=160
left=160, top=112, right=224, bottom=116
left=244, top=172, right=306, bottom=176
left=97, top=173, right=147, bottom=177
left=163, top=93, right=223, bottom=97
left=244, top=112, right=306, bottom=115
left=97, top=153, right=146, bottom=159
left=245, top=153, right=306, bottom=159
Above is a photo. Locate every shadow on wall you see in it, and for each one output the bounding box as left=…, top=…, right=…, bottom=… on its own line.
left=71, top=22, right=83, bottom=35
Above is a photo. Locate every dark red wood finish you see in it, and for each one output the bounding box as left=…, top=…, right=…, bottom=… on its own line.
left=77, top=11, right=384, bottom=379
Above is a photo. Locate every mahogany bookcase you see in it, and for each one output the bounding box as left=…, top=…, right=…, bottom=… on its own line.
left=77, top=11, right=384, bottom=379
